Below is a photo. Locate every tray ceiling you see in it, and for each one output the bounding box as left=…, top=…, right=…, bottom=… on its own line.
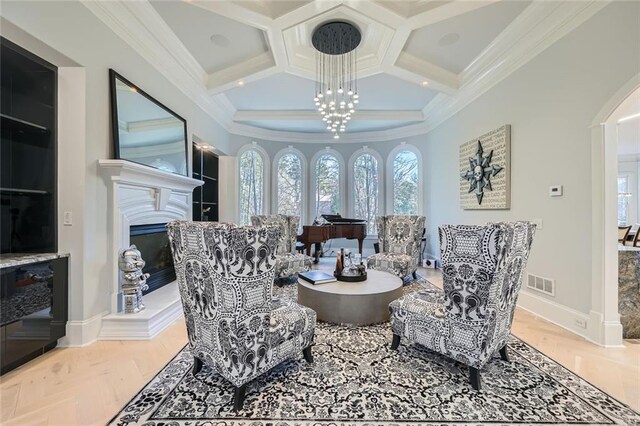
left=83, top=0, right=610, bottom=142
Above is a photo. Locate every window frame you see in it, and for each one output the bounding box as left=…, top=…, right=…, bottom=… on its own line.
left=273, top=146, right=307, bottom=225
left=309, top=148, right=346, bottom=221
left=386, top=143, right=423, bottom=216
left=237, top=143, right=270, bottom=224
left=348, top=147, right=384, bottom=236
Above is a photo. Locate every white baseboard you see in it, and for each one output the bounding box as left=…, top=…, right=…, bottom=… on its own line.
left=516, top=290, right=607, bottom=345
left=587, top=310, right=624, bottom=348
left=59, top=310, right=107, bottom=347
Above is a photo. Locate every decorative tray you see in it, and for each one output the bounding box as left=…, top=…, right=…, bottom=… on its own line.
left=334, top=272, right=367, bottom=282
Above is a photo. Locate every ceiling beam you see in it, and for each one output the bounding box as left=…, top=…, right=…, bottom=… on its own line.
left=186, top=0, right=273, bottom=31
left=234, top=110, right=424, bottom=122
left=389, top=52, right=459, bottom=95
left=207, top=52, right=279, bottom=94
left=406, top=0, right=501, bottom=30
left=272, top=0, right=343, bottom=29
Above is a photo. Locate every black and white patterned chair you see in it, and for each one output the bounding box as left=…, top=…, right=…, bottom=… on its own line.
left=367, top=215, right=426, bottom=280
left=166, top=221, right=317, bottom=411
left=251, top=214, right=312, bottom=283
left=389, top=222, right=535, bottom=391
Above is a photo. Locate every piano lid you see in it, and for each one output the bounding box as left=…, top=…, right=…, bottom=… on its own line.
left=321, top=214, right=366, bottom=224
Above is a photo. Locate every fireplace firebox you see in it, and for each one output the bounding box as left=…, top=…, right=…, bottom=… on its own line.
left=129, top=223, right=175, bottom=295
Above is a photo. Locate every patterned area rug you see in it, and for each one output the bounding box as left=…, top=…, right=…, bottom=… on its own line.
left=110, top=278, right=640, bottom=426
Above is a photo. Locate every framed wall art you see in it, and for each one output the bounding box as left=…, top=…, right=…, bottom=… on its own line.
left=459, top=125, right=511, bottom=210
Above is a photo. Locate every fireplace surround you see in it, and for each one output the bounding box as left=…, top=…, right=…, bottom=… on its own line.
left=98, top=159, right=202, bottom=339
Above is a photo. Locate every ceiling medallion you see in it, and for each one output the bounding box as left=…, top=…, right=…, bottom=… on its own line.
left=312, top=21, right=361, bottom=140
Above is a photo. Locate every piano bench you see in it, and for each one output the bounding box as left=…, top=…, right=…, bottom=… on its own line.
left=295, top=242, right=306, bottom=254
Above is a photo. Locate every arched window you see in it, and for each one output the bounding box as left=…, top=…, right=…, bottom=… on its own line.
left=276, top=152, right=303, bottom=218
left=352, top=152, right=379, bottom=234
left=238, top=149, right=265, bottom=224
left=314, top=153, right=341, bottom=216
left=392, top=149, right=419, bottom=214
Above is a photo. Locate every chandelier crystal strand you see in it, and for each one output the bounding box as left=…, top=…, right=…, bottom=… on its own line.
left=312, top=21, right=361, bottom=140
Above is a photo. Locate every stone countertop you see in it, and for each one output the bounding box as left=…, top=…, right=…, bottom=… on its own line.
left=619, top=249, right=640, bottom=339
left=0, top=253, right=70, bottom=269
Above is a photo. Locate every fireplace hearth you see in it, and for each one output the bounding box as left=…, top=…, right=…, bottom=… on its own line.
left=130, top=223, right=175, bottom=295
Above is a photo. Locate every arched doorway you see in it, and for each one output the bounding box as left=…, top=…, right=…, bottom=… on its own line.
left=590, top=75, right=640, bottom=347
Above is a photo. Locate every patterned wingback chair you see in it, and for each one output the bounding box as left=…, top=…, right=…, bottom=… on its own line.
left=367, top=215, right=426, bottom=279
left=166, top=221, right=316, bottom=411
left=251, top=214, right=312, bottom=282
left=389, top=222, right=535, bottom=391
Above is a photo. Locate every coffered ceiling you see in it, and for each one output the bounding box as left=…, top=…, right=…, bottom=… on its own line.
left=84, top=0, right=609, bottom=143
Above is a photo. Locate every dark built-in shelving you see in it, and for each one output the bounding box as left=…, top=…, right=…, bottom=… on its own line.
left=0, top=37, right=66, bottom=376
left=1, top=37, right=57, bottom=254
left=192, top=144, right=219, bottom=222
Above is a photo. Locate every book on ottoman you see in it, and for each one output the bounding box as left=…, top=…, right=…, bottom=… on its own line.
left=299, top=271, right=337, bottom=285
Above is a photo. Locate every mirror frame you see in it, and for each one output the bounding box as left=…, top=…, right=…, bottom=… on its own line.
left=109, top=69, right=189, bottom=176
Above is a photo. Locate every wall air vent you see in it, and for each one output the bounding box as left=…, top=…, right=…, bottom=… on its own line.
left=526, top=273, right=555, bottom=296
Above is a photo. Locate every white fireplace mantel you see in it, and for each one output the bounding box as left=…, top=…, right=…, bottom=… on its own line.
left=98, top=159, right=203, bottom=340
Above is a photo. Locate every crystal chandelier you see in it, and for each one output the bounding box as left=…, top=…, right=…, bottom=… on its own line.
left=312, top=21, right=361, bottom=140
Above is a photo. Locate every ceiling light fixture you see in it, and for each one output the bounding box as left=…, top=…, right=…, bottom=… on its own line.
left=312, top=21, right=361, bottom=138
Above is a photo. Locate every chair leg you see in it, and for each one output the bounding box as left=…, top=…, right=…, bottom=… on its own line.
left=499, top=345, right=509, bottom=362
left=302, top=345, right=313, bottom=363
left=192, top=356, right=203, bottom=375
left=391, top=333, right=401, bottom=350
left=469, top=366, right=481, bottom=391
left=233, top=384, right=247, bottom=412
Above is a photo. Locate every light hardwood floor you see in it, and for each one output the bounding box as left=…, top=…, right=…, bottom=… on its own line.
left=1, top=266, right=638, bottom=425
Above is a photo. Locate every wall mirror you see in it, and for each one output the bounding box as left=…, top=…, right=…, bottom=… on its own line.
left=109, top=69, right=188, bottom=176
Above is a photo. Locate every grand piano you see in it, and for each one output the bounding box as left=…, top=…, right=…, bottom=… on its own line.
left=298, top=214, right=367, bottom=263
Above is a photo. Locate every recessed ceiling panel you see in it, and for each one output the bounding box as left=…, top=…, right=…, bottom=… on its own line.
left=403, top=1, right=531, bottom=74
left=150, top=1, right=268, bottom=74
left=226, top=73, right=316, bottom=110
left=225, top=73, right=437, bottom=111
left=356, top=74, right=437, bottom=110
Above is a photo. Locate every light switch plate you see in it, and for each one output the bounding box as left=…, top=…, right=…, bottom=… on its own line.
left=63, top=211, right=72, bottom=226
left=549, top=185, right=563, bottom=197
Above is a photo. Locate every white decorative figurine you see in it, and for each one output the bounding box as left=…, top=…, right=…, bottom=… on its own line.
left=118, top=245, right=150, bottom=314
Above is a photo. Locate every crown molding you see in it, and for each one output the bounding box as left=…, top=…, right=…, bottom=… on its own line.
left=422, top=0, right=611, bottom=133
left=461, top=1, right=610, bottom=84
left=124, top=1, right=207, bottom=84
left=83, top=0, right=610, bottom=144
left=81, top=0, right=233, bottom=133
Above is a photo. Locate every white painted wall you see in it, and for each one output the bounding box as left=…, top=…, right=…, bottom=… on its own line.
left=420, top=1, right=639, bottom=321
left=1, top=1, right=232, bottom=345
